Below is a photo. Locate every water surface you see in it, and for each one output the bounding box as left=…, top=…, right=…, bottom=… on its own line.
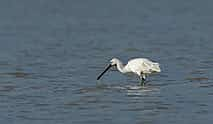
left=0, top=0, right=213, bottom=124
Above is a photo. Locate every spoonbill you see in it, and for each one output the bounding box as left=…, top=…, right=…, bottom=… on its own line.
left=97, top=58, right=161, bottom=85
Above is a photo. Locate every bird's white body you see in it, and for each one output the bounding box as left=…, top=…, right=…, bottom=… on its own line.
left=110, top=58, right=161, bottom=80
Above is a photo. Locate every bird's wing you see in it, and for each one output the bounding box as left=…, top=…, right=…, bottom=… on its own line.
left=142, top=60, right=160, bottom=72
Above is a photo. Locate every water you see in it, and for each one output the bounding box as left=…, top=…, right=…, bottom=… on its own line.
left=0, top=0, right=213, bottom=123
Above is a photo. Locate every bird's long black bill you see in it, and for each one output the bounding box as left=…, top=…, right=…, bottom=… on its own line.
left=97, top=64, right=112, bottom=80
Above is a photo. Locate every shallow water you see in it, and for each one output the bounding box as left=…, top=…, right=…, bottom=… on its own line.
left=0, top=0, right=213, bottom=124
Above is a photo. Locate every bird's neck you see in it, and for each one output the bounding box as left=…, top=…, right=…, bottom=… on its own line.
left=116, top=60, right=128, bottom=73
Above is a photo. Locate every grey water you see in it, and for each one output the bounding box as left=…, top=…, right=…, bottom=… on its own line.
left=0, top=0, right=213, bottom=124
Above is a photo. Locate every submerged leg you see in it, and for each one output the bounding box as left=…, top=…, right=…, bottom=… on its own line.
left=140, top=74, right=146, bottom=86
left=140, top=78, right=145, bottom=86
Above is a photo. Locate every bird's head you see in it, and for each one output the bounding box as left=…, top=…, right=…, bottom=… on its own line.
left=110, top=58, right=119, bottom=66
left=97, top=58, right=120, bottom=80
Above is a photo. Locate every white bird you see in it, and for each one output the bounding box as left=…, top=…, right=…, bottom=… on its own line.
left=97, top=58, right=161, bottom=85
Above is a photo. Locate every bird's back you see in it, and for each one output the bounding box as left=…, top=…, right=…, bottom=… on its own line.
left=126, top=58, right=161, bottom=74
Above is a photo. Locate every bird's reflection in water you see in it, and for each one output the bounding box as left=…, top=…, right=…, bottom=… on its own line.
left=95, top=80, right=160, bottom=97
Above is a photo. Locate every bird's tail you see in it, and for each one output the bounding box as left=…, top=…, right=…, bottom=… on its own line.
left=151, top=63, right=161, bottom=72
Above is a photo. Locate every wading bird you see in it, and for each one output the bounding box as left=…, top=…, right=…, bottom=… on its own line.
left=97, top=58, right=161, bottom=85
